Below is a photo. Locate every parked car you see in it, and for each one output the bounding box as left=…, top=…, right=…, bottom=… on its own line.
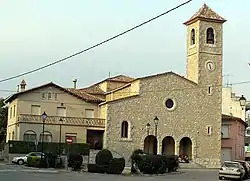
left=12, top=152, right=45, bottom=165
left=219, top=161, right=245, bottom=180
left=234, top=160, right=250, bottom=179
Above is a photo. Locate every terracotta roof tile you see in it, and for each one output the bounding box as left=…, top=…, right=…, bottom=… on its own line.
left=80, top=85, right=105, bottom=95
left=80, top=75, right=134, bottom=95
left=108, top=75, right=134, bottom=83
left=65, top=88, right=105, bottom=103
left=184, top=4, right=226, bottom=25
left=5, top=82, right=104, bottom=104
left=222, top=114, right=248, bottom=127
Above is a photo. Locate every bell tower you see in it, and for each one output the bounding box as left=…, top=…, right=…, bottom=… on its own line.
left=184, top=4, right=226, bottom=86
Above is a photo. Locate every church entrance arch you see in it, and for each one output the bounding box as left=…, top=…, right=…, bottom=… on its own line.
left=162, top=136, right=175, bottom=155
left=143, top=135, right=157, bottom=155
left=179, top=137, right=192, bottom=159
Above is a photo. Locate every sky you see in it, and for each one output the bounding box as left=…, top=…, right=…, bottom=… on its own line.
left=1, top=0, right=250, bottom=99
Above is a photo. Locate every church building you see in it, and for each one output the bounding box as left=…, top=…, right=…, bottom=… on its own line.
left=100, top=4, right=227, bottom=168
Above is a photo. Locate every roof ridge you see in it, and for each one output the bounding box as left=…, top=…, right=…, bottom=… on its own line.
left=184, top=3, right=226, bottom=25
left=66, top=88, right=104, bottom=101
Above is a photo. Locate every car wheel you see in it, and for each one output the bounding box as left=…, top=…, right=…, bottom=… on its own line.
left=17, top=159, right=24, bottom=165
left=219, top=176, right=223, bottom=180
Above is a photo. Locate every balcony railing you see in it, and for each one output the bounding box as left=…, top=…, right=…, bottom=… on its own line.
left=18, top=114, right=105, bottom=128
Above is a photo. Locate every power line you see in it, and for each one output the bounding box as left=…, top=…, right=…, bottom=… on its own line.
left=0, top=0, right=193, bottom=83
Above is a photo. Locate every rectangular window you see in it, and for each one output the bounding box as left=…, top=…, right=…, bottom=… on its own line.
left=207, top=126, right=212, bottom=135
left=42, top=92, right=46, bottom=100
left=85, top=109, right=94, bottom=118
left=57, top=107, right=66, bottom=117
left=13, top=105, right=16, bottom=117
left=23, top=134, right=36, bottom=142
left=208, top=86, right=212, bottom=95
left=9, top=107, right=12, bottom=119
left=54, top=93, right=58, bottom=100
left=31, top=105, right=41, bottom=115
left=222, top=125, right=229, bottom=138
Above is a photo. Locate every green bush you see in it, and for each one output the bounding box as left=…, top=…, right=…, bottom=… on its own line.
left=70, top=153, right=83, bottom=171
left=8, top=141, right=90, bottom=156
left=26, top=156, right=41, bottom=167
left=130, top=150, right=179, bottom=174
left=88, top=149, right=125, bottom=174
left=95, top=149, right=113, bottom=165
left=107, top=158, right=125, bottom=174
left=88, top=164, right=109, bottom=173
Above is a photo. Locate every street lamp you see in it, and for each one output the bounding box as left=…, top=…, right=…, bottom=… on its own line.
left=59, top=118, right=64, bottom=157
left=239, top=95, right=246, bottom=110
left=153, top=116, right=159, bottom=137
left=41, top=112, right=47, bottom=158
left=146, top=123, right=151, bottom=136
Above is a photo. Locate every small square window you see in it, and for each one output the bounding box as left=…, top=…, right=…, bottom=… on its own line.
left=208, top=86, right=213, bottom=95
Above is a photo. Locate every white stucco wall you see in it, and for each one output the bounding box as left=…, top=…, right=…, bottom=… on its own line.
left=222, top=87, right=246, bottom=120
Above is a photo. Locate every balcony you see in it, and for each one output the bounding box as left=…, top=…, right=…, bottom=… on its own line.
left=18, top=114, right=105, bottom=128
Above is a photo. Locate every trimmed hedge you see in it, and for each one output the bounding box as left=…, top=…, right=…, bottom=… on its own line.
left=95, top=149, right=113, bottom=165
left=107, top=158, right=125, bottom=174
left=88, top=149, right=125, bottom=174
left=130, top=149, right=179, bottom=174
left=88, top=158, right=125, bottom=174
left=8, top=141, right=90, bottom=156
left=88, top=164, right=109, bottom=174
left=69, top=153, right=83, bottom=171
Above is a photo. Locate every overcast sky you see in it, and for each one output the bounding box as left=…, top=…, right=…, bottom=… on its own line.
left=1, top=0, right=250, bottom=99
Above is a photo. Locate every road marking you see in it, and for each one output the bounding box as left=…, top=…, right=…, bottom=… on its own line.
left=0, top=169, right=17, bottom=172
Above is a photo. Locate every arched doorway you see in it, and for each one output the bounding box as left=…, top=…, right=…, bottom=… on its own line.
left=179, top=137, right=192, bottom=159
left=144, top=135, right=157, bottom=155
left=162, top=136, right=175, bottom=155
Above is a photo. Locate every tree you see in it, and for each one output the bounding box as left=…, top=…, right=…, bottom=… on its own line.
left=0, top=98, right=7, bottom=143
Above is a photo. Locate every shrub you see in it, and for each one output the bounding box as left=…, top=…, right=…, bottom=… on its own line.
left=95, top=149, right=113, bottom=165
left=69, top=153, right=83, bottom=171
left=26, top=156, right=41, bottom=167
left=88, top=164, right=109, bottom=173
left=107, top=158, right=125, bottom=174
left=163, top=155, right=179, bottom=172
left=46, top=152, right=58, bottom=168
left=8, top=141, right=90, bottom=156
left=130, top=150, right=179, bottom=174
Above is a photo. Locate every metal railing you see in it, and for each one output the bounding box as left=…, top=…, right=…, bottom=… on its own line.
left=18, top=114, right=105, bottom=127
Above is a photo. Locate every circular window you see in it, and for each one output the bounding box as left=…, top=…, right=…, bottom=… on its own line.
left=165, top=99, right=174, bottom=109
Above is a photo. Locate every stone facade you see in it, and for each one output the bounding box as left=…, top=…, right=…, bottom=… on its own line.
left=101, top=4, right=226, bottom=168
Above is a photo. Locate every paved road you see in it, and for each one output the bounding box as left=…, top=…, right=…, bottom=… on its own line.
left=0, top=164, right=221, bottom=181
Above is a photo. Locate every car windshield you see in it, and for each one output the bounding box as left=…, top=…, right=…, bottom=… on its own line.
left=223, top=162, right=239, bottom=168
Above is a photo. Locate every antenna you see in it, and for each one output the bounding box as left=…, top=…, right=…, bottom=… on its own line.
left=223, top=74, right=233, bottom=87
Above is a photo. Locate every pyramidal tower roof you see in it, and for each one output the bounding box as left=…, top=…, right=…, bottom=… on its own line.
left=184, top=4, right=226, bottom=25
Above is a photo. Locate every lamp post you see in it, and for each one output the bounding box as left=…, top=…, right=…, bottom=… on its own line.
left=153, top=116, right=159, bottom=137
left=239, top=95, right=246, bottom=110
left=146, top=123, right=151, bottom=136
left=41, top=112, right=47, bottom=159
left=59, top=118, right=63, bottom=157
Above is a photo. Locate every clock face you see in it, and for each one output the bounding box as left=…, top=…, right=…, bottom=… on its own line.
left=205, top=61, right=215, bottom=72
